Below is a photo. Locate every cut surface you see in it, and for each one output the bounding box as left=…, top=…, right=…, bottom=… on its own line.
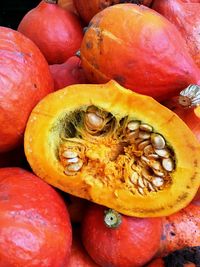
left=24, top=80, right=200, bottom=217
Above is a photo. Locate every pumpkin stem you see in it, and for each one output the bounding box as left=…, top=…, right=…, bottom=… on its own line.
left=104, top=209, right=122, bottom=228
left=178, top=85, right=200, bottom=108
left=76, top=50, right=81, bottom=58
left=44, top=0, right=58, bottom=4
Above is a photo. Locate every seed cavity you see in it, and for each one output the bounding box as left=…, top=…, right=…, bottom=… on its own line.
left=59, top=106, right=176, bottom=196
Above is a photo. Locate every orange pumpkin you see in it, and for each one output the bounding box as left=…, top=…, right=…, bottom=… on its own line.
left=81, top=203, right=163, bottom=267
left=158, top=202, right=200, bottom=256
left=73, top=0, right=153, bottom=24
left=152, top=0, right=200, bottom=69
left=0, top=167, right=72, bottom=267
left=80, top=4, right=200, bottom=101
left=147, top=247, right=200, bottom=267
left=24, top=80, right=200, bottom=218
left=18, top=0, right=83, bottom=64
left=0, top=26, right=53, bottom=153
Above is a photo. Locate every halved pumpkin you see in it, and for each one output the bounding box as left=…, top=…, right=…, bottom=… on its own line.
left=24, top=80, right=200, bottom=217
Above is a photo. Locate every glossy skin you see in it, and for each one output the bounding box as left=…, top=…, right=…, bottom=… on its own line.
left=80, top=4, right=200, bottom=101
left=73, top=0, right=153, bottom=23
left=49, top=56, right=88, bottom=90
left=159, top=202, right=200, bottom=256
left=18, top=0, right=83, bottom=64
left=0, top=167, right=72, bottom=267
left=58, top=0, right=78, bottom=14
left=153, top=0, right=200, bottom=69
left=81, top=204, right=163, bottom=267
left=0, top=27, right=53, bottom=153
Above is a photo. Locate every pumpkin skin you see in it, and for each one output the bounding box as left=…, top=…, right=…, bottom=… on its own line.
left=18, top=0, right=83, bottom=64
left=68, top=227, right=100, bottom=267
left=49, top=56, right=88, bottom=90
left=58, top=0, right=78, bottom=14
left=73, top=0, right=153, bottom=24
left=158, top=202, right=200, bottom=257
left=24, top=80, right=200, bottom=218
left=80, top=4, right=200, bottom=101
left=81, top=203, right=163, bottom=267
left=147, top=246, right=200, bottom=267
left=65, top=195, right=88, bottom=223
left=152, top=0, right=200, bottom=69
left=0, top=167, right=72, bottom=267
left=0, top=26, right=54, bottom=153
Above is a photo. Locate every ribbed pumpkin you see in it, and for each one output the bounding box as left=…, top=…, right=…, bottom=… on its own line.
left=0, top=26, right=53, bottom=153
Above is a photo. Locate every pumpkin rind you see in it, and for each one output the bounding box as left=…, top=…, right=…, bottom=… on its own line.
left=24, top=80, right=200, bottom=217
left=0, top=26, right=54, bottom=153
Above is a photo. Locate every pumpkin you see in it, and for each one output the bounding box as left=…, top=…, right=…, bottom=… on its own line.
left=67, top=227, right=100, bottom=266
left=152, top=0, right=200, bottom=69
left=65, top=194, right=88, bottom=223
left=24, top=80, right=200, bottom=217
left=73, top=0, right=153, bottom=24
left=158, top=201, right=200, bottom=257
left=58, top=0, right=78, bottom=14
left=163, top=85, right=200, bottom=142
left=80, top=3, right=200, bottom=101
left=49, top=56, right=88, bottom=90
left=81, top=203, right=163, bottom=267
left=0, top=26, right=54, bottom=153
left=0, top=167, right=72, bottom=267
left=147, top=247, right=200, bottom=267
left=18, top=0, right=83, bottom=64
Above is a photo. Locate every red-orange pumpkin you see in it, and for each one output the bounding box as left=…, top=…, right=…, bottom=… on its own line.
left=147, top=247, right=200, bottom=267
left=158, top=201, right=200, bottom=257
left=80, top=4, right=200, bottom=101
left=0, top=26, right=53, bottom=153
left=18, top=0, right=83, bottom=64
left=49, top=56, right=88, bottom=90
left=0, top=167, right=72, bottom=267
left=81, top=203, right=163, bottom=267
left=152, top=0, right=200, bottom=69
left=73, top=0, right=153, bottom=24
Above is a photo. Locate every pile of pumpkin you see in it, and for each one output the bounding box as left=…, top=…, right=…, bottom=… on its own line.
left=1, top=0, right=200, bottom=266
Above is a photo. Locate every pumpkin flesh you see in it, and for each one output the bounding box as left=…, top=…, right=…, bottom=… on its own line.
left=24, top=80, right=200, bottom=217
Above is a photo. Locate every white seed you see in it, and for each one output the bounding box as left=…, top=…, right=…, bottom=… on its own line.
left=127, top=120, right=140, bottom=131
left=162, top=158, right=174, bottom=172
left=138, top=140, right=150, bottom=150
left=138, top=187, right=145, bottom=195
left=130, top=172, right=139, bottom=184
left=152, top=177, right=164, bottom=187
left=66, top=157, right=79, bottom=164
left=139, top=131, right=151, bottom=140
left=138, top=177, right=145, bottom=188
left=127, top=130, right=139, bottom=142
left=153, top=169, right=165, bottom=177
left=86, top=112, right=104, bottom=129
left=67, top=160, right=83, bottom=172
left=155, top=148, right=170, bottom=158
left=141, top=156, right=150, bottom=164
left=147, top=182, right=155, bottom=192
left=64, top=169, right=77, bottom=176
left=151, top=133, right=166, bottom=149
left=149, top=160, right=162, bottom=170
left=139, top=123, right=153, bottom=132
left=62, top=150, right=78, bottom=158
left=147, top=154, right=159, bottom=160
